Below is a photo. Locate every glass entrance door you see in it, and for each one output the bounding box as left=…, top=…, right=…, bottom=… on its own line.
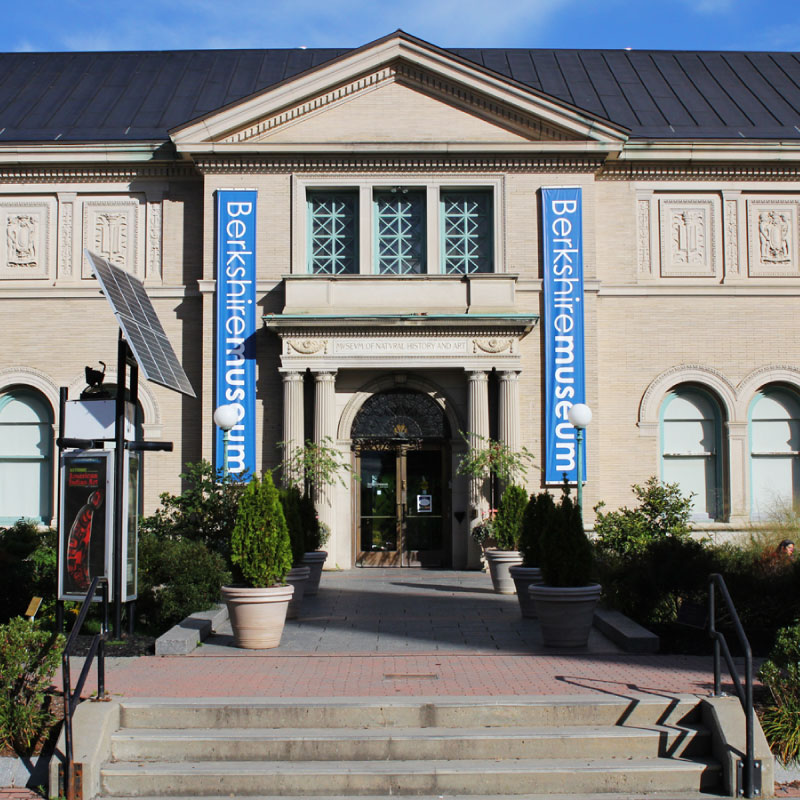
left=357, top=445, right=446, bottom=567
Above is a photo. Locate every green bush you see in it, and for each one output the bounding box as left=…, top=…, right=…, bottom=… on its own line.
left=231, top=472, right=292, bottom=588
left=279, top=486, right=306, bottom=566
left=0, top=519, right=58, bottom=624
left=519, top=491, right=555, bottom=568
left=759, top=622, right=800, bottom=764
left=299, top=492, right=326, bottom=552
left=493, top=484, right=528, bottom=551
left=539, top=490, right=594, bottom=587
left=138, top=460, right=246, bottom=562
left=137, top=534, right=231, bottom=632
left=594, top=477, right=695, bottom=558
left=0, top=617, right=64, bottom=755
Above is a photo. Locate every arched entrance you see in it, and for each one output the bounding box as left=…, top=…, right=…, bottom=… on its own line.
left=352, top=389, right=451, bottom=567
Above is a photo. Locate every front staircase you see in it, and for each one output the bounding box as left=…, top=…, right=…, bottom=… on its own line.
left=57, top=694, right=762, bottom=799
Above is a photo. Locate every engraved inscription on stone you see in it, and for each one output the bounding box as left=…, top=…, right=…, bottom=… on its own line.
left=747, top=199, right=800, bottom=277
left=7, top=214, right=38, bottom=268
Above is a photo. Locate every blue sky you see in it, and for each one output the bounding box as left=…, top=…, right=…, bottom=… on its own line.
left=1, top=0, right=799, bottom=52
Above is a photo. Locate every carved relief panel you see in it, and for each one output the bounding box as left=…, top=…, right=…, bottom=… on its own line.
left=0, top=198, right=56, bottom=280
left=81, top=197, right=143, bottom=278
left=658, top=197, right=718, bottom=278
left=747, top=198, right=800, bottom=277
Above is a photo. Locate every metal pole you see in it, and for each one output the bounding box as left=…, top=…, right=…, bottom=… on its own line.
left=576, top=427, right=584, bottom=513
left=113, top=334, right=127, bottom=639
left=56, top=387, right=68, bottom=635
left=223, top=429, right=230, bottom=477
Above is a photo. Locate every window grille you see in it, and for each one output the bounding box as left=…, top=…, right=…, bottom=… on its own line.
left=374, top=190, right=426, bottom=275
left=442, top=190, right=493, bottom=274
left=307, top=190, right=358, bottom=274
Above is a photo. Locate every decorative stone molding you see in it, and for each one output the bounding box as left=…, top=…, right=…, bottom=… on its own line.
left=658, top=198, right=718, bottom=278
left=0, top=165, right=199, bottom=183
left=287, top=338, right=328, bottom=355
left=747, top=198, right=800, bottom=277
left=600, top=163, right=800, bottom=181
left=58, top=194, right=76, bottom=279
left=81, top=198, right=141, bottom=278
left=473, top=337, right=513, bottom=354
left=638, top=364, right=737, bottom=430
left=0, top=198, right=56, bottom=280
left=724, top=198, right=739, bottom=277
left=146, top=199, right=163, bottom=281
left=193, top=154, right=605, bottom=175
left=637, top=198, right=652, bottom=276
left=0, top=366, right=60, bottom=411
left=736, top=365, right=800, bottom=416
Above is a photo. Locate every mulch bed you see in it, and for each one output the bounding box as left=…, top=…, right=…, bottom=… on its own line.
left=68, top=633, right=155, bottom=658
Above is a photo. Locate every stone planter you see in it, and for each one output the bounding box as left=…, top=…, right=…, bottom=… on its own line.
left=286, top=565, right=311, bottom=619
left=485, top=549, right=523, bottom=594
left=509, top=565, right=543, bottom=617
left=528, top=583, right=602, bottom=648
left=221, top=584, right=294, bottom=649
left=302, top=550, right=327, bottom=596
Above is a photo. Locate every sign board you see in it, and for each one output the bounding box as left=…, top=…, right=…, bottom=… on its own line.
left=416, top=495, right=432, bottom=513
left=58, top=451, right=113, bottom=600
left=215, top=190, right=257, bottom=477
left=541, top=187, right=587, bottom=484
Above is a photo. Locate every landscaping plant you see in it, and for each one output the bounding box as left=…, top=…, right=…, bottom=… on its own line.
left=279, top=485, right=306, bottom=566
left=0, top=617, right=64, bottom=755
left=759, top=621, right=800, bottom=765
left=539, top=488, right=594, bottom=587
left=493, top=484, right=528, bottom=551
left=519, top=491, right=556, bottom=568
left=230, top=472, right=293, bottom=588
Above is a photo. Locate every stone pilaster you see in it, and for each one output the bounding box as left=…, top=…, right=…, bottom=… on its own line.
left=467, top=371, right=490, bottom=515
left=282, top=371, right=305, bottom=486
left=498, top=370, right=521, bottom=470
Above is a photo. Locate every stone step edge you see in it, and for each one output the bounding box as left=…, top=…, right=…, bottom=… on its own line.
left=154, top=605, right=227, bottom=656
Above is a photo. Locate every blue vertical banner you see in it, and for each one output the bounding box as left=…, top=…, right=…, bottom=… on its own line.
left=542, top=187, right=586, bottom=484
left=215, top=190, right=257, bottom=477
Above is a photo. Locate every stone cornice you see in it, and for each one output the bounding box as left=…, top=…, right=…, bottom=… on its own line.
left=599, top=161, right=800, bottom=181
left=0, top=163, right=199, bottom=183
left=194, top=154, right=605, bottom=174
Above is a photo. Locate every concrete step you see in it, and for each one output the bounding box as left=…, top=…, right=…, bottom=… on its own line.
left=100, top=794, right=721, bottom=800
left=117, top=695, right=703, bottom=731
left=100, top=757, right=722, bottom=797
left=110, top=723, right=711, bottom=762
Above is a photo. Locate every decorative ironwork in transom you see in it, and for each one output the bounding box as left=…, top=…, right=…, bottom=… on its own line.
left=375, top=189, right=426, bottom=274
left=351, top=390, right=449, bottom=440
left=442, top=190, right=493, bottom=274
left=308, top=190, right=358, bottom=274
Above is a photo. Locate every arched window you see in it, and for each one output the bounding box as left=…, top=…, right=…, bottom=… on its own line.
left=749, top=387, right=800, bottom=519
left=0, top=388, right=54, bottom=525
left=661, top=387, right=724, bottom=520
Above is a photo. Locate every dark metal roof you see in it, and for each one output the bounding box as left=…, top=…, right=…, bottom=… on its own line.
left=1, top=46, right=799, bottom=144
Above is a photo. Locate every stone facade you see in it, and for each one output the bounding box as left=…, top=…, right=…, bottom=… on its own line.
left=2, top=34, right=800, bottom=569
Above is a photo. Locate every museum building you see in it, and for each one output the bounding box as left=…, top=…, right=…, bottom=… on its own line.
left=2, top=31, right=800, bottom=569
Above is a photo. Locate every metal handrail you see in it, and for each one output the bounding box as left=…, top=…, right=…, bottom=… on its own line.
left=708, top=572, right=760, bottom=798
left=61, top=576, right=108, bottom=800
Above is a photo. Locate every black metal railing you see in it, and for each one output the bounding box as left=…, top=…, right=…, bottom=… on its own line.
left=708, top=572, right=761, bottom=798
left=61, top=576, right=108, bottom=800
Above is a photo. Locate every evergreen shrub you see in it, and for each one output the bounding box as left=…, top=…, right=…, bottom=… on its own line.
left=279, top=485, right=306, bottom=566
left=493, top=484, right=528, bottom=551
left=539, top=490, right=594, bottom=587
left=230, top=472, right=292, bottom=588
left=519, top=491, right=555, bottom=568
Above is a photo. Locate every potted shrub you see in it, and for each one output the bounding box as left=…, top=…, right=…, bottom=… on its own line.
left=528, top=487, right=601, bottom=647
left=279, top=485, right=311, bottom=619
left=279, top=437, right=354, bottom=587
left=484, top=484, right=527, bottom=593
left=221, top=472, right=294, bottom=649
left=510, top=491, right=552, bottom=617
left=299, top=491, right=329, bottom=596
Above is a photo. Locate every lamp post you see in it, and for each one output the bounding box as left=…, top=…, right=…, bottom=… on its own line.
left=213, top=404, right=240, bottom=477
left=567, top=403, right=592, bottom=513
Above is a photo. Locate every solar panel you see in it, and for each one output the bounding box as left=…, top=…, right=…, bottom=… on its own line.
left=86, top=250, right=196, bottom=397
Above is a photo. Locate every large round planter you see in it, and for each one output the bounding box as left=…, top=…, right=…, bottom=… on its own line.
left=485, top=549, right=523, bottom=594
left=528, top=583, right=602, bottom=648
left=301, top=550, right=327, bottom=596
left=286, top=565, right=311, bottom=619
left=221, top=584, right=294, bottom=649
left=509, top=565, right=543, bottom=618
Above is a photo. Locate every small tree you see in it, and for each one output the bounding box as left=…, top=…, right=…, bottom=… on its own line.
left=539, top=488, right=594, bottom=587
left=230, top=472, right=292, bottom=588
left=493, top=484, right=528, bottom=551
left=278, top=437, right=354, bottom=493
left=298, top=491, right=327, bottom=552
left=279, top=485, right=306, bottom=566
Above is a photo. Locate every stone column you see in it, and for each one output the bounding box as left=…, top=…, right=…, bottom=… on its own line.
left=498, top=369, right=521, bottom=456
left=467, top=370, right=490, bottom=515
left=313, top=371, right=338, bottom=535
left=281, top=371, right=305, bottom=486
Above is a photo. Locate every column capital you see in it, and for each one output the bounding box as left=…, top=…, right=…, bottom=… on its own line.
left=312, top=370, right=338, bottom=382
left=498, top=370, right=521, bottom=382
left=466, top=370, right=489, bottom=383
left=281, top=370, right=304, bottom=384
